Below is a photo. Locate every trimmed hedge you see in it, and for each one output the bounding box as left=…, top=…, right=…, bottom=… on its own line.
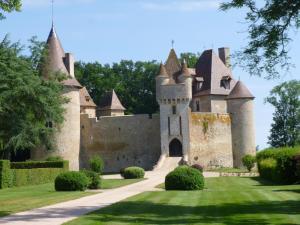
left=0, top=160, right=69, bottom=189
left=55, top=171, right=89, bottom=191
left=165, top=166, right=205, bottom=190
left=11, top=161, right=69, bottom=169
left=257, top=146, right=300, bottom=184
left=123, top=167, right=145, bottom=179
left=82, top=170, right=101, bottom=189
left=0, top=160, right=12, bottom=189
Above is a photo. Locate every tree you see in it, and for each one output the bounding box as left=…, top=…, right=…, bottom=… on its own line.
left=0, top=36, right=66, bottom=159
left=0, top=0, right=21, bottom=20
left=265, top=80, right=300, bottom=147
left=180, top=52, right=200, bottom=68
left=75, top=60, right=160, bottom=114
left=221, top=1, right=300, bottom=79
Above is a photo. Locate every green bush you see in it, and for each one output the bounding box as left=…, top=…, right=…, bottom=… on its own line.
left=259, top=158, right=278, bottom=182
left=257, top=146, right=300, bottom=184
left=120, top=168, right=125, bottom=178
left=165, top=166, right=205, bottom=190
left=82, top=170, right=101, bottom=189
left=46, top=156, right=63, bottom=161
left=0, top=160, right=12, bottom=188
left=123, top=167, right=145, bottom=179
left=242, top=155, right=256, bottom=171
left=55, top=171, right=89, bottom=191
left=89, top=156, right=104, bottom=174
left=11, top=161, right=69, bottom=170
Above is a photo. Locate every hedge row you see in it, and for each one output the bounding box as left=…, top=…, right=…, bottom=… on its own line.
left=11, top=161, right=68, bottom=169
left=0, top=160, right=69, bottom=189
left=257, top=146, right=300, bottom=184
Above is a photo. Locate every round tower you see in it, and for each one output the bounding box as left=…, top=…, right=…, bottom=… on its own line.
left=178, top=60, right=193, bottom=99
left=227, top=81, right=255, bottom=168
left=32, top=25, right=82, bottom=171
left=155, top=63, right=170, bottom=101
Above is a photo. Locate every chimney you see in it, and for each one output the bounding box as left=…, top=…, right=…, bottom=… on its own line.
left=218, top=47, right=231, bottom=68
left=64, top=53, right=75, bottom=77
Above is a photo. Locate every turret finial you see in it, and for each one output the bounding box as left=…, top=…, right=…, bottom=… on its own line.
left=171, top=39, right=174, bottom=49
left=51, top=0, right=54, bottom=26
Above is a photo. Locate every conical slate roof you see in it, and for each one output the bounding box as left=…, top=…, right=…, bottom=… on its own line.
left=227, top=81, right=254, bottom=99
left=43, top=25, right=82, bottom=89
left=157, top=63, right=168, bottom=77
left=98, top=90, right=125, bottom=110
left=181, top=60, right=191, bottom=77
left=165, top=48, right=181, bottom=81
left=80, top=87, right=96, bottom=107
left=45, top=25, right=69, bottom=76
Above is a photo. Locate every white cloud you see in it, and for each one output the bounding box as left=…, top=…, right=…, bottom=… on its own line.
left=141, top=0, right=221, bottom=12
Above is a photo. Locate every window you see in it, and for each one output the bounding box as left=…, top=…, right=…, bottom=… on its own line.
left=221, top=75, right=231, bottom=89
left=168, top=117, right=170, bottom=135
left=179, top=116, right=182, bottom=135
left=172, top=105, right=176, bottom=115
left=46, top=121, right=53, bottom=128
left=196, top=101, right=200, bottom=112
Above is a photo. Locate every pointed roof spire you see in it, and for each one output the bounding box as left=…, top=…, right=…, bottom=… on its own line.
left=98, top=90, right=126, bottom=110
left=181, top=59, right=191, bottom=76
left=227, top=81, right=254, bottom=100
left=45, top=25, right=68, bottom=76
left=165, top=48, right=181, bottom=78
left=157, top=63, right=168, bottom=77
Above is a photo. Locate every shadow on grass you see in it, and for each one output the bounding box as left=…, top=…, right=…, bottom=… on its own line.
left=0, top=211, right=10, bottom=217
left=81, top=199, right=300, bottom=225
left=273, top=189, right=300, bottom=194
left=250, top=177, right=278, bottom=186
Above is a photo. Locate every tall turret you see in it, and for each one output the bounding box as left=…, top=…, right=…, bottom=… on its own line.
left=227, top=81, right=255, bottom=167
left=32, top=25, right=82, bottom=171
left=155, top=63, right=169, bottom=101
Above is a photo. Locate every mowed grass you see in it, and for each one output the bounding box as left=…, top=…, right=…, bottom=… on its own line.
left=65, top=177, right=300, bottom=225
left=0, top=183, right=93, bottom=217
left=101, top=178, right=145, bottom=189
left=0, top=178, right=144, bottom=217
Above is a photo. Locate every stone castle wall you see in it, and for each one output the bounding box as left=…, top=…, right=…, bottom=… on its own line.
left=80, top=114, right=161, bottom=173
left=188, top=112, right=233, bottom=168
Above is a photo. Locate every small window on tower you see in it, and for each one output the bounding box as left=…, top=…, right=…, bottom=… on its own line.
left=172, top=105, right=176, bottom=115
left=196, top=101, right=200, bottom=112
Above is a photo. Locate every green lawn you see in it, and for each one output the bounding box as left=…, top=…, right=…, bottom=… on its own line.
left=65, top=177, right=300, bottom=225
left=0, top=178, right=144, bottom=217
left=101, top=178, right=145, bottom=189
left=0, top=183, right=93, bottom=217
left=206, top=167, right=252, bottom=173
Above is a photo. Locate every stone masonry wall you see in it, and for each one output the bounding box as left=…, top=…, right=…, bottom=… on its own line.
left=80, top=114, right=161, bottom=173
left=189, top=112, right=233, bottom=168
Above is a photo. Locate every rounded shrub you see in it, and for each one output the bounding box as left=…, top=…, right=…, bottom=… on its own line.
left=123, top=167, right=145, bottom=179
left=165, top=166, right=204, bottom=190
left=89, top=155, right=104, bottom=174
left=191, top=164, right=204, bottom=172
left=120, top=168, right=125, bottom=178
left=82, top=170, right=101, bottom=189
left=242, top=154, right=256, bottom=172
left=55, top=171, right=89, bottom=191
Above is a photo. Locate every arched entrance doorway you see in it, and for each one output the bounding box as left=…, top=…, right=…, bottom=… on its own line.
left=169, top=139, right=183, bottom=157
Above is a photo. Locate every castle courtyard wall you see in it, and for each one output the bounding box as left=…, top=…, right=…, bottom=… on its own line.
left=189, top=112, right=233, bottom=168
left=80, top=114, right=161, bottom=173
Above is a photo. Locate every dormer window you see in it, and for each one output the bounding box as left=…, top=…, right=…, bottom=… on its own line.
left=221, top=75, right=231, bottom=90
left=85, top=96, right=90, bottom=102
left=195, top=77, right=204, bottom=91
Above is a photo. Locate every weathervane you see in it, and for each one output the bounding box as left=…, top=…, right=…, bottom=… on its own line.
left=51, top=0, right=54, bottom=25
left=171, top=40, right=174, bottom=49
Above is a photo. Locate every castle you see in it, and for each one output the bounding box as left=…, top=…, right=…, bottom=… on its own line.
left=32, top=25, right=256, bottom=172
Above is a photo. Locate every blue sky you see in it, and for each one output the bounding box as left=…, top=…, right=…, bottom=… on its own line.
left=1, top=0, right=299, bottom=149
